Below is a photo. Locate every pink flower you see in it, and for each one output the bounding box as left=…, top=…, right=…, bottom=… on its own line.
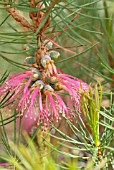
left=57, top=73, right=88, bottom=112
left=0, top=44, right=88, bottom=130
left=0, top=67, right=88, bottom=130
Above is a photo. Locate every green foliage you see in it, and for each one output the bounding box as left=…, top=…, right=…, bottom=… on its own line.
left=81, top=83, right=102, bottom=147
left=0, top=135, right=110, bottom=170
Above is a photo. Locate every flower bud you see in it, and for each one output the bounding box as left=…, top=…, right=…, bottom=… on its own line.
left=46, top=76, right=57, bottom=84
left=25, top=56, right=35, bottom=64
left=31, top=68, right=41, bottom=81
left=49, top=51, right=60, bottom=59
left=54, top=82, right=63, bottom=90
left=44, top=84, right=54, bottom=92
left=34, top=80, right=44, bottom=90
left=41, top=55, right=51, bottom=67
left=44, top=40, right=53, bottom=49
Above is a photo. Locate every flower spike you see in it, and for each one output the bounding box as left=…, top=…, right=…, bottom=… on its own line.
left=0, top=39, right=88, bottom=130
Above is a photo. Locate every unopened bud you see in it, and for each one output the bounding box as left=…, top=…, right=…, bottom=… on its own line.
left=44, top=84, right=54, bottom=92
left=25, top=56, right=35, bottom=64
left=49, top=51, right=60, bottom=59
left=46, top=76, right=57, bottom=84
left=33, top=80, right=44, bottom=90
left=44, top=40, right=53, bottom=49
left=31, top=68, right=41, bottom=81
left=54, top=82, right=63, bottom=90
left=41, top=55, right=51, bottom=67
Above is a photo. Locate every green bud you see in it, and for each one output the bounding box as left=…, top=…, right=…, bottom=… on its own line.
left=44, top=40, right=53, bottom=49
left=49, top=51, right=60, bottom=59
left=25, top=56, right=35, bottom=64
left=32, top=68, right=41, bottom=81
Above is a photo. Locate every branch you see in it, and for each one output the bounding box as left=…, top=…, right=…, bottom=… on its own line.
left=2, top=0, right=35, bottom=31
left=7, top=7, right=34, bottom=31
